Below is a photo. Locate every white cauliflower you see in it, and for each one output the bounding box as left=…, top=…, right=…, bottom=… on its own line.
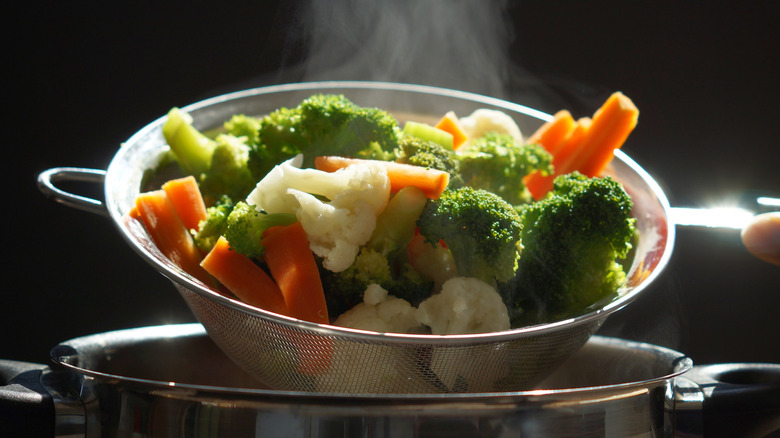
left=416, top=277, right=511, bottom=335
left=246, top=155, right=391, bottom=272
left=334, top=284, right=422, bottom=333
left=458, top=108, right=523, bottom=147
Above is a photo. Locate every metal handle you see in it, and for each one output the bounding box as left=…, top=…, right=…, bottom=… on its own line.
left=670, top=196, right=780, bottom=230
left=37, top=167, right=108, bottom=217
left=671, top=362, right=780, bottom=437
left=0, top=360, right=55, bottom=437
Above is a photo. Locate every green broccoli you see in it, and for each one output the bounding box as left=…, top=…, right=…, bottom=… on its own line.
left=299, top=94, right=400, bottom=163
left=160, top=110, right=258, bottom=203
left=223, top=114, right=262, bottom=147
left=247, top=106, right=307, bottom=181
left=162, top=107, right=217, bottom=177
left=320, top=247, right=433, bottom=317
left=223, top=201, right=297, bottom=259
left=416, top=186, right=523, bottom=285
left=511, top=172, right=636, bottom=323
left=395, top=136, right=464, bottom=187
left=198, top=134, right=256, bottom=203
left=192, top=195, right=234, bottom=254
left=456, top=132, right=553, bottom=206
left=247, top=94, right=401, bottom=180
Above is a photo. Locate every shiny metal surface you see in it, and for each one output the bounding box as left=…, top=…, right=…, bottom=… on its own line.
left=44, top=82, right=676, bottom=393
left=50, top=324, right=692, bottom=437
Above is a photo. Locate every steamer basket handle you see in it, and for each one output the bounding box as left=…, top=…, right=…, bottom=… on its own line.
left=38, top=167, right=108, bottom=217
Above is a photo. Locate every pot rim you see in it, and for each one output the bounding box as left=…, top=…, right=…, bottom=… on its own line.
left=51, top=323, right=693, bottom=401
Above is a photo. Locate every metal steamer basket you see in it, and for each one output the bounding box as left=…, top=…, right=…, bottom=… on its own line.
left=38, top=82, right=675, bottom=394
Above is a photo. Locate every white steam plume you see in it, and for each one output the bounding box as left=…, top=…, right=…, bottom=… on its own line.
left=285, top=0, right=516, bottom=98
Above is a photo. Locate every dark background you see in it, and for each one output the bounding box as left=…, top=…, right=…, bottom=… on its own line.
left=8, top=1, right=779, bottom=368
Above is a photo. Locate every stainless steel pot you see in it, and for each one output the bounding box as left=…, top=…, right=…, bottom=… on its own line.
left=36, top=81, right=676, bottom=394
left=2, top=324, right=778, bottom=437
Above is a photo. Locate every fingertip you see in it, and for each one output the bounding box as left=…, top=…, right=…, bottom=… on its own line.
left=741, top=212, right=780, bottom=266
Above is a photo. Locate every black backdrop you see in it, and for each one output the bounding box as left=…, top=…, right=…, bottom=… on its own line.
left=8, top=1, right=780, bottom=367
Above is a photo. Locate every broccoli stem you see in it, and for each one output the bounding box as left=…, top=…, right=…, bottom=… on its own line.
left=162, top=108, right=216, bottom=176
left=367, top=186, right=428, bottom=255
left=403, top=121, right=454, bottom=150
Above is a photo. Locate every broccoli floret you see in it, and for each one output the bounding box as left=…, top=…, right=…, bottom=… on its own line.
left=320, top=247, right=433, bottom=317
left=299, top=94, right=400, bottom=163
left=511, top=172, right=636, bottom=323
left=247, top=94, right=401, bottom=180
left=223, top=201, right=297, bottom=259
left=396, top=136, right=464, bottom=187
left=247, top=106, right=307, bottom=181
left=192, top=195, right=234, bottom=253
left=456, top=132, right=553, bottom=205
left=416, top=187, right=523, bottom=285
left=224, top=114, right=262, bottom=147
left=198, top=134, right=256, bottom=203
left=160, top=110, right=258, bottom=202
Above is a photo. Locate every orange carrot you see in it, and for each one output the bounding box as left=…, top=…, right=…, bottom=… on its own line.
left=435, top=111, right=469, bottom=149
left=553, top=117, right=593, bottom=168
left=128, top=205, right=140, bottom=220
left=525, top=110, right=576, bottom=155
left=261, top=222, right=329, bottom=325
left=161, top=175, right=207, bottom=232
left=263, top=222, right=332, bottom=375
left=525, top=117, right=592, bottom=199
left=134, top=190, right=216, bottom=287
left=314, top=155, right=450, bottom=199
left=572, top=92, right=638, bottom=177
left=200, top=236, right=289, bottom=316
left=524, top=92, right=638, bottom=200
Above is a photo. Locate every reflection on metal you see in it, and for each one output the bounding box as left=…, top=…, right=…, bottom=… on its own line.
left=758, top=197, right=780, bottom=207
left=670, top=207, right=754, bottom=229
left=670, top=197, right=779, bottom=229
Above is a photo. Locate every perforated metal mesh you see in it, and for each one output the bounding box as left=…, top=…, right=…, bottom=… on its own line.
left=176, top=284, right=604, bottom=394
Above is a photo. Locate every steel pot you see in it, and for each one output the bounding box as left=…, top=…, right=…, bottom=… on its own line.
left=36, top=81, right=677, bottom=394
left=2, top=323, right=778, bottom=437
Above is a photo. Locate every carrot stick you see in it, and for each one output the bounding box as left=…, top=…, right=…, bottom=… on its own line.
left=525, top=117, right=592, bottom=200
left=525, top=110, right=576, bottom=155
left=261, top=222, right=329, bottom=325
left=314, top=155, right=450, bottom=199
left=541, top=117, right=593, bottom=189
left=161, top=175, right=207, bottom=232
left=262, top=222, right=333, bottom=375
left=435, top=111, right=469, bottom=149
left=573, top=92, right=638, bottom=177
left=200, top=236, right=289, bottom=315
left=524, top=92, right=638, bottom=200
left=134, top=190, right=216, bottom=287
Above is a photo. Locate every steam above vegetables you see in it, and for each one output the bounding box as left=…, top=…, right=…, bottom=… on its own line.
left=133, top=92, right=638, bottom=335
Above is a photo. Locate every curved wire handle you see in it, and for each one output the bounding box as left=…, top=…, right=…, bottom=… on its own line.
left=37, top=167, right=108, bottom=217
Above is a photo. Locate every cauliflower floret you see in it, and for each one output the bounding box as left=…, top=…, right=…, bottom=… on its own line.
left=459, top=109, right=523, bottom=147
left=416, top=277, right=510, bottom=335
left=334, top=284, right=422, bottom=333
left=246, top=155, right=391, bottom=272
left=247, top=155, right=390, bottom=214
left=289, top=189, right=378, bottom=272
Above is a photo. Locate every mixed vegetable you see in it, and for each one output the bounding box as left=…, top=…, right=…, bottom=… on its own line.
left=131, top=92, right=639, bottom=335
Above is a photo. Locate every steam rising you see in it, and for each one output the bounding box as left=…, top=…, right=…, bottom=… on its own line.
left=285, top=0, right=515, bottom=98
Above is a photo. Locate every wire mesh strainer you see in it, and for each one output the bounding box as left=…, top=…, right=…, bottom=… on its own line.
left=53, top=82, right=676, bottom=393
